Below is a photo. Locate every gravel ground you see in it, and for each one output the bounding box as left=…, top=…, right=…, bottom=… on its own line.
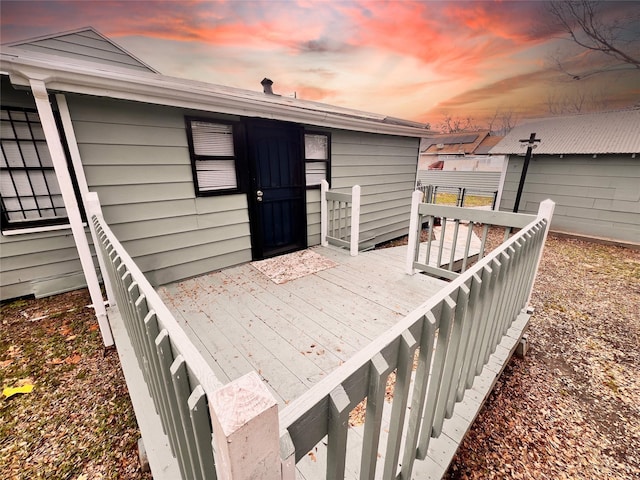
left=1, top=233, right=638, bottom=479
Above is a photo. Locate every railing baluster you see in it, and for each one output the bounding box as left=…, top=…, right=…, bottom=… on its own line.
left=188, top=386, right=217, bottom=480
left=436, top=218, right=447, bottom=267
left=417, top=297, right=455, bottom=457
left=383, top=330, right=420, bottom=479
left=327, top=385, right=350, bottom=480
left=453, top=274, right=481, bottom=403
left=478, top=224, right=489, bottom=259
left=477, top=258, right=502, bottom=369
left=401, top=313, right=436, bottom=472
left=424, top=216, right=435, bottom=266
left=156, top=330, right=190, bottom=480
left=448, top=219, right=461, bottom=271
left=360, top=354, right=393, bottom=480
left=461, top=221, right=474, bottom=273
left=436, top=284, right=470, bottom=424
left=170, top=356, right=203, bottom=480
left=466, top=266, right=494, bottom=386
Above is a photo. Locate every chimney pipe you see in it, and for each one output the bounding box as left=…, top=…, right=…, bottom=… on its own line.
left=261, top=78, right=274, bottom=95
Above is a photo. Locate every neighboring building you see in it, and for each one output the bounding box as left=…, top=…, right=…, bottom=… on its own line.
left=491, top=109, right=640, bottom=244
left=0, top=27, right=429, bottom=301
left=417, top=131, right=506, bottom=194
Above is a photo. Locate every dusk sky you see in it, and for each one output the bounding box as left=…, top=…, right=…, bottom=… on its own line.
left=2, top=1, right=639, bottom=130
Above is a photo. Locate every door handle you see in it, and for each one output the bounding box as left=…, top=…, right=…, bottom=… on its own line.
left=256, top=190, right=263, bottom=202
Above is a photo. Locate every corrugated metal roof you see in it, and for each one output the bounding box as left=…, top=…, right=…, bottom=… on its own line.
left=490, top=109, right=640, bottom=154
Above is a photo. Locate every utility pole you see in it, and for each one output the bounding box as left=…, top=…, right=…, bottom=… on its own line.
left=513, top=133, right=541, bottom=213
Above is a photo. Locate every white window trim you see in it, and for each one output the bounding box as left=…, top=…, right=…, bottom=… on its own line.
left=1, top=222, right=89, bottom=236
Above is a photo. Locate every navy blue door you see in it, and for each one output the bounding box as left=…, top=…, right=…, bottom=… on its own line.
left=247, top=120, right=306, bottom=259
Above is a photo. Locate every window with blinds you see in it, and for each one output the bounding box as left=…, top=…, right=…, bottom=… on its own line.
left=1, top=108, right=70, bottom=229
left=187, top=119, right=239, bottom=194
left=304, top=133, right=330, bottom=187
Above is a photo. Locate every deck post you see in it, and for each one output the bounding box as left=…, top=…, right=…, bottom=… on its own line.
left=320, top=179, right=329, bottom=247
left=406, top=190, right=423, bottom=275
left=85, top=192, right=116, bottom=308
left=350, top=185, right=361, bottom=256
left=209, top=371, right=280, bottom=480
left=526, top=199, right=555, bottom=306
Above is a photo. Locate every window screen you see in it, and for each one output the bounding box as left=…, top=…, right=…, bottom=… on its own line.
left=187, top=119, right=239, bottom=194
left=1, top=108, right=69, bottom=229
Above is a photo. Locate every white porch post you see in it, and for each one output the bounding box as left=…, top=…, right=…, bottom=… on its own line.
left=55, top=93, right=116, bottom=307
left=209, top=371, right=281, bottom=479
left=406, top=190, right=423, bottom=275
left=527, top=199, right=555, bottom=306
left=320, top=179, right=329, bottom=247
left=29, top=79, right=113, bottom=347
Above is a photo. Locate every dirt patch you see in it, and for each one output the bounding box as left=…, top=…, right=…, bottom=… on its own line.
left=444, top=233, right=640, bottom=479
left=0, top=290, right=150, bottom=480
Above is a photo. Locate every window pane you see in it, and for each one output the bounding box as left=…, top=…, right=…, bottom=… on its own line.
left=191, top=121, right=234, bottom=156
left=2, top=141, right=24, bottom=167
left=196, top=159, right=237, bottom=190
left=14, top=122, right=32, bottom=140
left=305, top=161, right=327, bottom=186
left=305, top=134, right=328, bottom=160
left=36, top=142, right=52, bottom=167
left=12, top=171, right=33, bottom=196
left=29, top=171, right=49, bottom=195
left=1, top=120, right=15, bottom=139
left=30, top=123, right=45, bottom=140
left=21, top=142, right=40, bottom=167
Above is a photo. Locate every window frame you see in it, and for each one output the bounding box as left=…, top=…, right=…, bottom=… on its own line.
left=185, top=116, right=244, bottom=196
left=1, top=106, right=84, bottom=232
left=304, top=131, right=331, bottom=189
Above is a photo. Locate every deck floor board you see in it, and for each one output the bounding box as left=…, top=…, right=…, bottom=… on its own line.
left=158, top=245, right=447, bottom=406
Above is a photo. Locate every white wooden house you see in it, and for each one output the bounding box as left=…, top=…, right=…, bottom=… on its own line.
left=0, top=27, right=429, bottom=301
left=491, top=109, right=640, bottom=245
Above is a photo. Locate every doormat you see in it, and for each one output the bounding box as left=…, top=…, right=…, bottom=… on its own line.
left=251, top=249, right=338, bottom=284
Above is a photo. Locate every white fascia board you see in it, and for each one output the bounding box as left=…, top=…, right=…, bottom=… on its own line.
left=1, top=53, right=429, bottom=138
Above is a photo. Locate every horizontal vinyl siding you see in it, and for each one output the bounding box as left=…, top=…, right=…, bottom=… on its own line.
left=306, top=189, right=321, bottom=246
left=499, top=154, right=640, bottom=243
left=68, top=94, right=253, bottom=287
left=16, top=31, right=153, bottom=72
left=330, top=130, right=419, bottom=245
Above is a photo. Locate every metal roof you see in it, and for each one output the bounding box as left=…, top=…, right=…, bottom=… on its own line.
left=420, top=131, right=490, bottom=155
left=490, top=109, right=640, bottom=155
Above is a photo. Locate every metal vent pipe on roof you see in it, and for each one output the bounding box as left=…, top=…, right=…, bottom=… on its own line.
left=261, top=78, right=274, bottom=94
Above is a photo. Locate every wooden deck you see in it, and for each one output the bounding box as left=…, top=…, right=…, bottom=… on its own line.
left=158, top=244, right=448, bottom=408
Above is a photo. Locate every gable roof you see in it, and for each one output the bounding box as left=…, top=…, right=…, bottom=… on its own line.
left=490, top=109, right=640, bottom=155
left=0, top=28, right=429, bottom=137
left=420, top=131, right=491, bottom=155
left=3, top=27, right=158, bottom=74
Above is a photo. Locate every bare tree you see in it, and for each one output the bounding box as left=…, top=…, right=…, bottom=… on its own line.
left=545, top=87, right=611, bottom=114
left=486, top=108, right=518, bottom=136
left=438, top=114, right=479, bottom=133
left=546, top=0, right=640, bottom=80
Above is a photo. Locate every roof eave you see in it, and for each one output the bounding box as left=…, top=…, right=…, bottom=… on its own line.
left=0, top=52, right=429, bottom=138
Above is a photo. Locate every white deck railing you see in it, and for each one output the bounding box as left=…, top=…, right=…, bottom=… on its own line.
left=88, top=189, right=554, bottom=480
left=406, top=190, right=552, bottom=280
left=279, top=199, right=554, bottom=479
left=88, top=193, right=283, bottom=480
left=321, top=180, right=361, bottom=256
